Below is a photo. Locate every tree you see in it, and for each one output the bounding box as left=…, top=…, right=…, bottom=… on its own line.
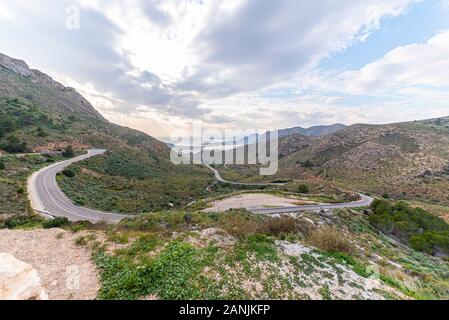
left=302, top=160, right=314, bottom=168
left=62, top=145, right=75, bottom=157
left=297, top=184, right=310, bottom=194
left=62, top=169, right=75, bottom=178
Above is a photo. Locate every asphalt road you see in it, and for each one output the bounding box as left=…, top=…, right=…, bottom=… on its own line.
left=203, top=163, right=286, bottom=187
left=28, top=149, right=129, bottom=223
left=250, top=193, right=374, bottom=215
left=203, top=163, right=374, bottom=214
left=27, top=150, right=373, bottom=223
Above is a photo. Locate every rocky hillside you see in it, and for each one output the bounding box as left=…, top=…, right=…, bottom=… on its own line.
left=0, top=53, right=105, bottom=121
left=0, top=52, right=213, bottom=214
left=278, top=123, right=346, bottom=138
left=275, top=118, right=449, bottom=204
left=0, top=52, right=168, bottom=155
left=238, top=124, right=346, bottom=145
left=218, top=117, right=449, bottom=205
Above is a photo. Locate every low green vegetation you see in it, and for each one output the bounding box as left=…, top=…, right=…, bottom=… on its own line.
left=0, top=153, right=64, bottom=217
left=336, top=207, right=449, bottom=299
left=369, top=199, right=449, bottom=257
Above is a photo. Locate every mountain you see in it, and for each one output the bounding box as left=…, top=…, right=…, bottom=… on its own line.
left=219, top=117, right=449, bottom=206
left=278, top=123, right=346, bottom=138
left=237, top=123, right=346, bottom=145
left=0, top=53, right=105, bottom=121
left=0, top=52, right=213, bottom=214
left=275, top=118, right=449, bottom=204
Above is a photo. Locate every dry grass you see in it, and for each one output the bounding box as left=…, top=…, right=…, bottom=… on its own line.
left=221, top=213, right=312, bottom=240
left=263, top=216, right=313, bottom=238
left=307, top=225, right=354, bottom=254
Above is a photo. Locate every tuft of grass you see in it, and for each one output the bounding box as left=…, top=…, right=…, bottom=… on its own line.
left=307, top=225, right=354, bottom=255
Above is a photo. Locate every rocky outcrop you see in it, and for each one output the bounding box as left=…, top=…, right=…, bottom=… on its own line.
left=0, top=54, right=32, bottom=77
left=0, top=52, right=106, bottom=121
left=0, top=253, right=48, bottom=300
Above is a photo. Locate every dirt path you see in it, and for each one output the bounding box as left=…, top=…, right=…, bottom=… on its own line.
left=0, top=228, right=99, bottom=300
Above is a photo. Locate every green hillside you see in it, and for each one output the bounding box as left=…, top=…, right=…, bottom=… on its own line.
left=0, top=53, right=214, bottom=215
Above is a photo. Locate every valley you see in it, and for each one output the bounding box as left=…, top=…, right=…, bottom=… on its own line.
left=1, top=52, right=449, bottom=301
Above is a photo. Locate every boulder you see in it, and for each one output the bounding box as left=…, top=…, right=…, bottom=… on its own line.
left=0, top=253, right=48, bottom=300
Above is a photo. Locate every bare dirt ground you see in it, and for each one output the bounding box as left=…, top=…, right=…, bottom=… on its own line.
left=0, top=228, right=99, bottom=300
left=203, top=193, right=315, bottom=212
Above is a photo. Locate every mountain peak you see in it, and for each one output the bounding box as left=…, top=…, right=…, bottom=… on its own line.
left=0, top=52, right=106, bottom=121
left=0, top=52, right=33, bottom=77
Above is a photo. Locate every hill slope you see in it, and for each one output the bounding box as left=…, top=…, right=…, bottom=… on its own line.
left=0, top=52, right=213, bottom=215
left=217, top=117, right=449, bottom=206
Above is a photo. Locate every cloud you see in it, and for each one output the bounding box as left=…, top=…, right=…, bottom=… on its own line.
left=4, top=0, right=440, bottom=137
left=139, top=0, right=171, bottom=26
left=0, top=0, right=206, bottom=119
left=341, top=30, right=449, bottom=94
left=180, top=0, right=416, bottom=97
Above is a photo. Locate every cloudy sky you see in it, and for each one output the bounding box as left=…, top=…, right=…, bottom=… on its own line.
left=1, top=0, right=449, bottom=139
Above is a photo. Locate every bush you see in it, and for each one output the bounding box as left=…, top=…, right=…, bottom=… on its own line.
left=62, top=169, right=75, bottom=178
left=297, top=184, right=310, bottom=194
left=0, top=136, right=29, bottom=153
left=221, top=212, right=260, bottom=239
left=0, top=161, right=5, bottom=170
left=369, top=199, right=449, bottom=257
left=183, top=213, right=193, bottom=224
left=302, top=160, right=315, bottom=168
left=62, top=145, right=75, bottom=158
left=307, top=225, right=354, bottom=254
left=4, top=215, right=42, bottom=229
left=43, top=217, right=69, bottom=229
left=263, top=216, right=312, bottom=238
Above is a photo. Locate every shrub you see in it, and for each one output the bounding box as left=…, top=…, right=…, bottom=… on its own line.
left=369, top=199, right=449, bottom=257
left=263, top=216, right=312, bottom=238
left=62, top=169, right=75, bottom=178
left=0, top=161, right=5, bottom=170
left=0, top=136, right=29, bottom=153
left=302, top=160, right=315, bottom=168
left=62, top=145, right=75, bottom=158
left=4, top=215, right=42, bottom=229
left=297, top=184, right=310, bottom=194
left=307, top=225, right=354, bottom=254
left=43, top=217, right=69, bottom=229
left=221, top=212, right=261, bottom=239
left=183, top=213, right=193, bottom=225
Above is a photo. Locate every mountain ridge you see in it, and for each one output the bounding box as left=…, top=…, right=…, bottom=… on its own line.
left=0, top=52, right=106, bottom=121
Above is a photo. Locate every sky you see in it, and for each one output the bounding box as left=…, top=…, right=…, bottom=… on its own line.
left=0, top=0, right=449, bottom=140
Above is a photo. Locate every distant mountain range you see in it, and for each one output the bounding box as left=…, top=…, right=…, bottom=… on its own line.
left=225, top=116, right=449, bottom=205
left=236, top=123, right=346, bottom=145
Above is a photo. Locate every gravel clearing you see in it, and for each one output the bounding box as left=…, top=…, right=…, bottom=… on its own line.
left=203, top=193, right=315, bottom=212
left=0, top=228, right=99, bottom=300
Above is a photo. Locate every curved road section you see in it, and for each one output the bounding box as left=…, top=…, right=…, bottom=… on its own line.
left=28, top=149, right=128, bottom=223
left=203, top=163, right=374, bottom=214
left=203, top=163, right=286, bottom=187
left=250, top=194, right=373, bottom=215
left=27, top=149, right=373, bottom=223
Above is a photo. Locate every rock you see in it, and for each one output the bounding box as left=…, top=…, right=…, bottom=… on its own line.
left=0, top=253, right=48, bottom=300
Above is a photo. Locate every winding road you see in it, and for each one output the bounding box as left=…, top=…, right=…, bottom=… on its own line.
left=28, top=149, right=129, bottom=223
left=202, top=163, right=373, bottom=214
left=27, top=149, right=373, bottom=223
